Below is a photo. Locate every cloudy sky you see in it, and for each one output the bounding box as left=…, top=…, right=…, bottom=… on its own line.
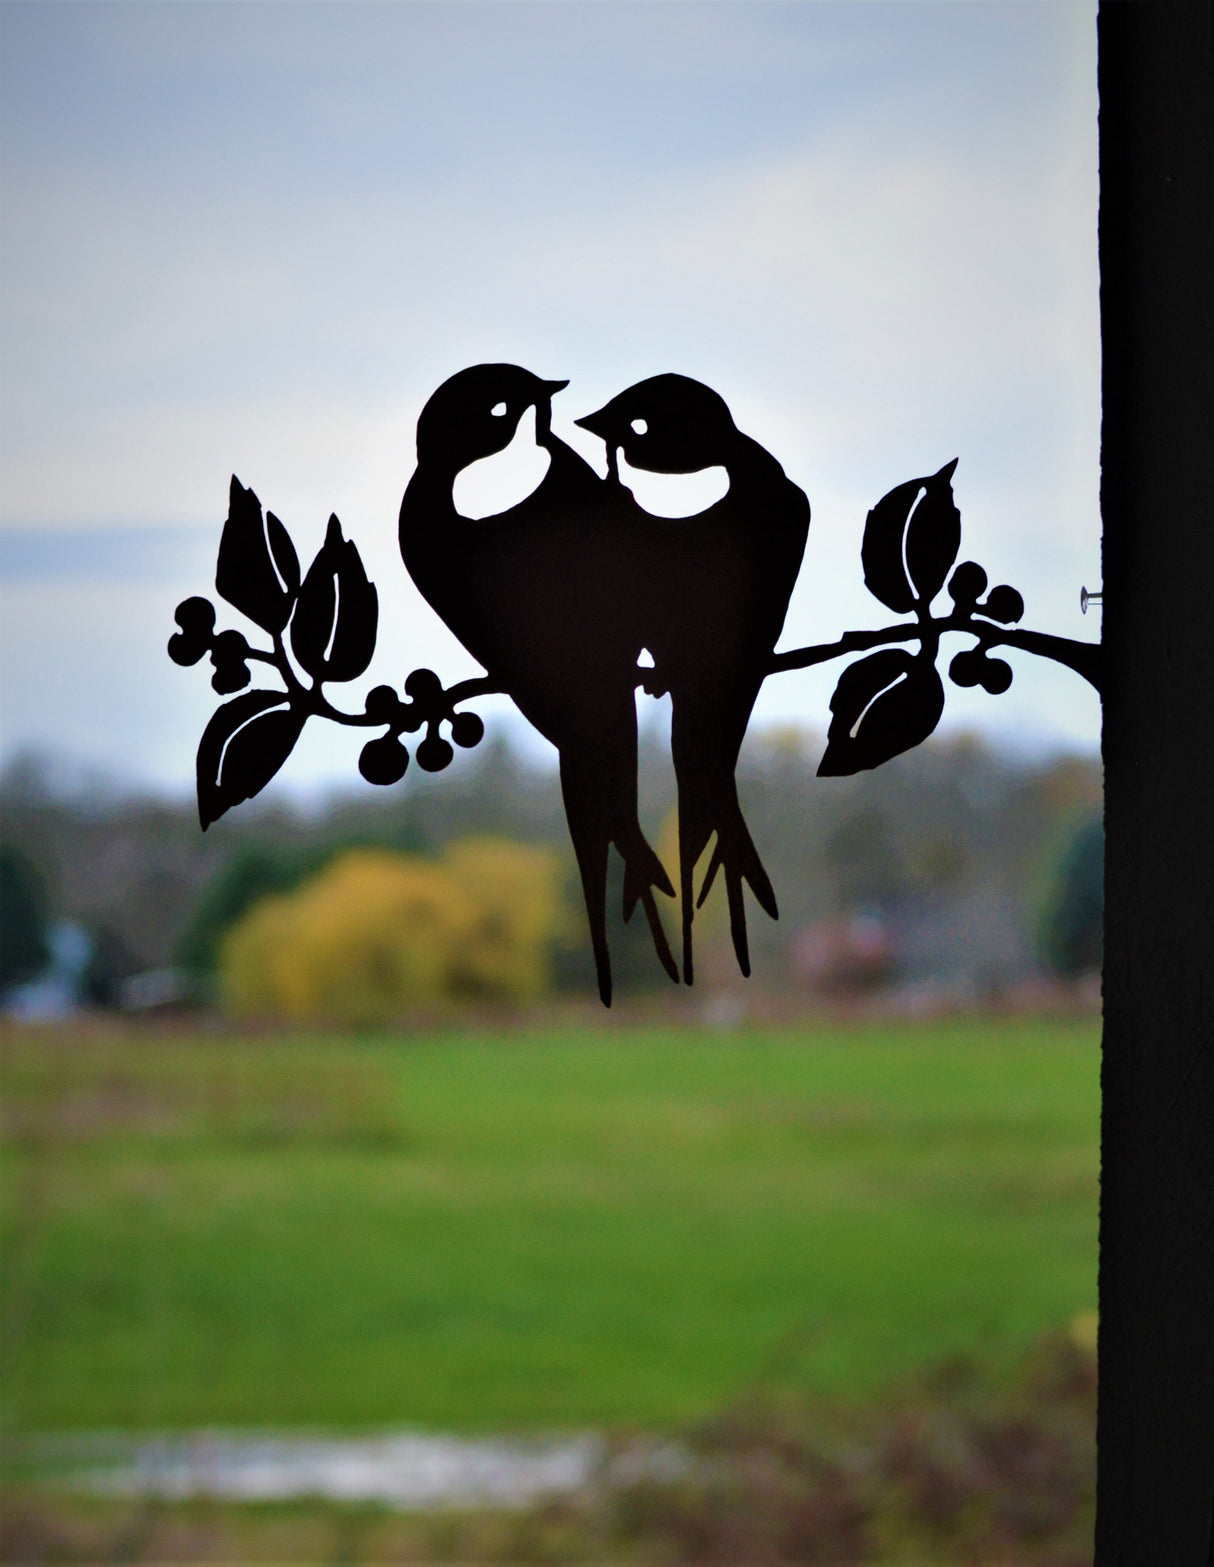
left=0, top=0, right=1100, bottom=800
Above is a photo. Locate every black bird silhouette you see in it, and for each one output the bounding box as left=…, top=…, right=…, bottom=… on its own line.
left=399, top=364, right=677, bottom=1005
left=576, top=374, right=810, bottom=983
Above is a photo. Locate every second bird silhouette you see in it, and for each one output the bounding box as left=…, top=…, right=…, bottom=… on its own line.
left=577, top=375, right=810, bottom=983
left=399, top=364, right=677, bottom=1006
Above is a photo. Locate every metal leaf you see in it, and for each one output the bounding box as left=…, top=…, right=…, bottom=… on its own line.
left=818, top=648, right=945, bottom=776
left=861, top=486, right=918, bottom=613
left=215, top=478, right=299, bottom=634
left=861, top=459, right=960, bottom=613
left=904, top=459, right=960, bottom=606
left=290, top=515, right=379, bottom=683
left=266, top=511, right=301, bottom=598
left=196, top=690, right=306, bottom=830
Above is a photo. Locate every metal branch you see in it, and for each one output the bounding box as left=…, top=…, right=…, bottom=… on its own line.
left=306, top=671, right=502, bottom=730
left=445, top=675, right=501, bottom=706
left=973, top=625, right=1103, bottom=693
left=768, top=620, right=926, bottom=673
left=768, top=612, right=1102, bottom=693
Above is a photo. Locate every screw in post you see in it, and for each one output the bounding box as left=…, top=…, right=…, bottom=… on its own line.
left=1080, top=586, right=1103, bottom=615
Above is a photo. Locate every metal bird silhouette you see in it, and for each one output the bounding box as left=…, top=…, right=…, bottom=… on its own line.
left=398, top=364, right=677, bottom=1006
left=576, top=374, right=810, bottom=983
left=172, top=363, right=1099, bottom=1007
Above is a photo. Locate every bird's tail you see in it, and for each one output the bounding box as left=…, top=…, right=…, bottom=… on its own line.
left=697, top=801, right=778, bottom=978
left=569, top=828, right=613, bottom=1008
left=618, top=824, right=679, bottom=985
left=561, top=750, right=679, bottom=1005
left=559, top=758, right=616, bottom=1007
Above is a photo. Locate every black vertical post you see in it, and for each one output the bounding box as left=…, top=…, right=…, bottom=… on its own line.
left=1097, top=2, right=1214, bottom=1561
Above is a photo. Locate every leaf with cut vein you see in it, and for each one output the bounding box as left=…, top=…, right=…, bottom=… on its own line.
left=861, top=487, right=918, bottom=613
left=290, top=515, right=379, bottom=683
left=215, top=477, right=299, bottom=634
left=861, top=459, right=960, bottom=613
left=818, top=649, right=944, bottom=776
left=904, top=459, right=960, bottom=606
left=196, top=690, right=306, bottom=829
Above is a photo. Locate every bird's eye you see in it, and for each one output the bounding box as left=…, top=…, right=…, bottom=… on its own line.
left=490, top=401, right=508, bottom=417
left=630, top=418, right=648, bottom=436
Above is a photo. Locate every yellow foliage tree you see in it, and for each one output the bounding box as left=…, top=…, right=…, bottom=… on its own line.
left=443, top=837, right=562, bottom=1002
left=219, top=840, right=561, bottom=1024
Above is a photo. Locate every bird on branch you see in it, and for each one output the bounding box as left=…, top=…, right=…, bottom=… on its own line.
left=399, top=364, right=677, bottom=1006
left=578, top=374, right=810, bottom=982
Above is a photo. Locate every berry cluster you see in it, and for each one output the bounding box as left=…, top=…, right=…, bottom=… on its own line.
left=168, top=597, right=257, bottom=695
left=358, top=668, right=485, bottom=785
left=949, top=647, right=1013, bottom=694
left=945, top=562, right=1025, bottom=695
left=171, top=476, right=490, bottom=830
left=816, top=458, right=1095, bottom=779
left=168, top=596, right=215, bottom=664
left=946, top=561, right=1025, bottom=624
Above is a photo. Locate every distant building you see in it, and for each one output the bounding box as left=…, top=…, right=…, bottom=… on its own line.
left=3, top=919, right=92, bottom=1020
left=789, top=912, right=896, bottom=995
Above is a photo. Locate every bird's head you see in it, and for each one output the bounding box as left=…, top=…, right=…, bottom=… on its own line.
left=415, top=364, right=569, bottom=472
left=575, top=374, right=738, bottom=476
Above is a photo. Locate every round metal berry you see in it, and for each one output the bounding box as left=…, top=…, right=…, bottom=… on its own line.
left=404, top=668, right=443, bottom=701
left=359, top=736, right=409, bottom=785
left=947, top=562, right=988, bottom=609
left=979, top=656, right=1013, bottom=694
left=981, top=585, right=1025, bottom=624
left=363, top=685, right=399, bottom=723
left=948, top=650, right=984, bottom=687
left=416, top=734, right=454, bottom=773
left=450, top=712, right=485, bottom=749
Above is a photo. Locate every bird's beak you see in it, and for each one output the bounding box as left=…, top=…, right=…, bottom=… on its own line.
left=541, top=378, right=570, bottom=397
left=574, top=408, right=612, bottom=440
left=574, top=406, right=625, bottom=483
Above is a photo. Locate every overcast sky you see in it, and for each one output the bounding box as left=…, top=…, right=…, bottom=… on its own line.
left=0, top=0, right=1100, bottom=801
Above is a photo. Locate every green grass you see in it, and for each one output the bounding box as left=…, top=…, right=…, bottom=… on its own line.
left=1, top=1016, right=1099, bottom=1435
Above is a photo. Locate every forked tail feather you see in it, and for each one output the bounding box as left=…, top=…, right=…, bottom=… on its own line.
left=686, top=803, right=779, bottom=981
left=620, top=826, right=679, bottom=985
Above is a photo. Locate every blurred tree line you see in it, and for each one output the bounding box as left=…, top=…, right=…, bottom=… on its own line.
left=0, top=844, right=50, bottom=992
left=0, top=723, right=1103, bottom=1012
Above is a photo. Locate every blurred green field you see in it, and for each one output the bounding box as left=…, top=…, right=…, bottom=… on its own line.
left=0, top=1016, right=1099, bottom=1435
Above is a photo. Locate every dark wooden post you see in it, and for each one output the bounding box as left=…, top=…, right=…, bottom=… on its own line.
left=1097, top=2, right=1214, bottom=1560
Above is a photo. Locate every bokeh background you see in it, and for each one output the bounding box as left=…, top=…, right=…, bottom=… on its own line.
left=1, top=5, right=1102, bottom=1563
left=1, top=0, right=1100, bottom=791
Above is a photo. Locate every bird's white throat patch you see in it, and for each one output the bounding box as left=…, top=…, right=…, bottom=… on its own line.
left=453, top=406, right=552, bottom=521
left=619, top=459, right=730, bottom=519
